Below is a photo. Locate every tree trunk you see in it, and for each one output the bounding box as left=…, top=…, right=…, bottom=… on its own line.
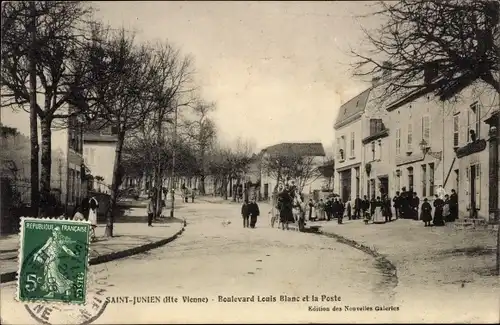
left=223, top=175, right=228, bottom=200
left=28, top=1, right=39, bottom=217
left=199, top=174, right=206, bottom=195
left=155, top=161, right=162, bottom=219
left=39, top=118, right=52, bottom=217
left=105, top=130, right=125, bottom=237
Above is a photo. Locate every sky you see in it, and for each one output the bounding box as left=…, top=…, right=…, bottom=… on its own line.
left=1, top=1, right=382, bottom=153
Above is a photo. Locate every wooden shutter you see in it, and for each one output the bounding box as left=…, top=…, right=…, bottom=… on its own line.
left=465, top=166, right=469, bottom=197
left=453, top=115, right=459, bottom=147
left=475, top=164, right=481, bottom=209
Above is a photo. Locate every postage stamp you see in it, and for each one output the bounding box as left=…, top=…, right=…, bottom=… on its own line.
left=17, top=218, right=91, bottom=305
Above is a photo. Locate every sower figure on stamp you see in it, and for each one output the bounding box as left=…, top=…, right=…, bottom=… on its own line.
left=32, top=227, right=78, bottom=299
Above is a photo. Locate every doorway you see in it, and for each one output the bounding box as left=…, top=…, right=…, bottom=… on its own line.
left=340, top=169, right=352, bottom=202
left=469, top=165, right=477, bottom=218
left=378, top=176, right=389, bottom=197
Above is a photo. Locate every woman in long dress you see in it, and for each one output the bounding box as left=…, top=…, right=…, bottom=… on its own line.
left=372, top=196, right=385, bottom=224
left=88, top=197, right=98, bottom=240
left=433, top=195, right=445, bottom=226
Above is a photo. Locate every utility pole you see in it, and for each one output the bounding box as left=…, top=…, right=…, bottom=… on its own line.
left=155, top=108, right=163, bottom=219
left=170, top=101, right=178, bottom=218
left=28, top=1, right=40, bottom=217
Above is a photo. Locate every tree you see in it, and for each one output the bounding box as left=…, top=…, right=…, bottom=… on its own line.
left=261, top=153, right=322, bottom=193
left=88, top=29, right=194, bottom=236
left=179, top=100, right=217, bottom=194
left=352, top=0, right=500, bottom=104
left=1, top=1, right=97, bottom=215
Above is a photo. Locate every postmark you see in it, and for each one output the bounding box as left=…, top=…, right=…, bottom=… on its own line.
left=24, top=262, right=111, bottom=325
left=17, top=218, right=91, bottom=305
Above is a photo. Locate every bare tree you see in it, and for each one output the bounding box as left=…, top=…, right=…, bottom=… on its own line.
left=179, top=101, right=217, bottom=194
left=352, top=0, right=500, bottom=104
left=261, top=153, right=322, bottom=193
left=1, top=1, right=98, bottom=215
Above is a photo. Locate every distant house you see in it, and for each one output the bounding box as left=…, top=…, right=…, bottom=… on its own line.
left=333, top=88, right=371, bottom=202
left=259, top=142, right=326, bottom=200
left=83, top=124, right=118, bottom=194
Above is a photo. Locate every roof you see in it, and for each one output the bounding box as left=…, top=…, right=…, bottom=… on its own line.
left=261, top=142, right=325, bottom=157
left=83, top=133, right=118, bottom=143
left=334, top=88, right=371, bottom=129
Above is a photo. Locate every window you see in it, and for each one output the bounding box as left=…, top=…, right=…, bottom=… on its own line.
left=468, top=102, right=481, bottom=141
left=421, top=165, right=427, bottom=197
left=429, top=163, right=435, bottom=196
left=395, top=128, right=401, bottom=155
left=408, top=167, right=414, bottom=192
left=453, top=114, right=460, bottom=147
left=350, top=132, right=355, bottom=157
left=336, top=138, right=340, bottom=160
left=407, top=123, right=413, bottom=151
left=422, top=115, right=431, bottom=144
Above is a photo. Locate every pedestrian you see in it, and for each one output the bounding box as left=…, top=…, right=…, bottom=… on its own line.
left=248, top=198, right=260, bottom=228
left=307, top=199, right=315, bottom=221
left=147, top=197, right=155, bottom=227
left=241, top=199, right=250, bottom=228
left=345, top=197, right=352, bottom=220
left=420, top=198, right=433, bottom=227
left=354, top=195, right=362, bottom=219
left=393, top=191, right=401, bottom=219
left=279, top=185, right=293, bottom=230
left=373, top=196, right=385, bottom=223
left=433, top=194, right=445, bottom=226
left=325, top=197, right=332, bottom=221
left=88, top=196, right=98, bottom=241
left=411, top=192, right=420, bottom=220
left=191, top=187, right=196, bottom=203
left=449, top=189, right=458, bottom=221
left=443, top=194, right=452, bottom=222
left=72, top=204, right=86, bottom=221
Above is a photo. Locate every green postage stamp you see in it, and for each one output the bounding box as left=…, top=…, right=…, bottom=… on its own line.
left=17, top=218, right=91, bottom=305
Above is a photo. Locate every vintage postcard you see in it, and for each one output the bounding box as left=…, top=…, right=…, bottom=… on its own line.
left=1, top=0, right=499, bottom=324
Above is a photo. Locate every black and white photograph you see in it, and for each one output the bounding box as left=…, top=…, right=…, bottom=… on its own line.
left=1, top=1, right=499, bottom=324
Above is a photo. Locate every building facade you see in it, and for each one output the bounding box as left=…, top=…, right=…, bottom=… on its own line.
left=333, top=88, right=371, bottom=202
left=384, top=82, right=499, bottom=221
left=83, top=125, right=118, bottom=194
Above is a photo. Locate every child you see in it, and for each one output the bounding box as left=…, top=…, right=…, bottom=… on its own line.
left=72, top=204, right=86, bottom=221
left=420, top=198, right=432, bottom=227
left=241, top=200, right=250, bottom=228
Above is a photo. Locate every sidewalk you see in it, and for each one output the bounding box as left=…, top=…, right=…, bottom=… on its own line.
left=317, top=218, right=498, bottom=289
left=0, top=216, right=185, bottom=283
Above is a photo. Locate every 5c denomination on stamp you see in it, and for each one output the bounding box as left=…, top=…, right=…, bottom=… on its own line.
left=17, top=218, right=91, bottom=305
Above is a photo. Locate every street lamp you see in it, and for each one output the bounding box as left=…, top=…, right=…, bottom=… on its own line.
left=419, top=139, right=443, bottom=160
left=170, top=101, right=178, bottom=218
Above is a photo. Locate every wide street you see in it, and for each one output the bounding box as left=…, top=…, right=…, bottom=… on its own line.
left=1, top=200, right=403, bottom=324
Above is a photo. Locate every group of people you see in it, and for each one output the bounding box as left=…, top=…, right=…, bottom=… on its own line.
left=240, top=198, right=260, bottom=228
left=420, top=191, right=459, bottom=227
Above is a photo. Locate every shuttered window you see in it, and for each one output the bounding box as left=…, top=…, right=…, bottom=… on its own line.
left=422, top=115, right=431, bottom=144
left=453, top=114, right=460, bottom=147
left=395, top=128, right=401, bottom=155
left=407, top=123, right=413, bottom=151
left=475, top=164, right=481, bottom=209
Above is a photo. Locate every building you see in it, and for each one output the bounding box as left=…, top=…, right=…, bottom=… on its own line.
left=83, top=124, right=118, bottom=194
left=451, top=86, right=499, bottom=221
left=51, top=115, right=85, bottom=212
left=384, top=81, right=499, bottom=222
left=259, top=142, right=326, bottom=199
left=333, top=88, right=371, bottom=201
